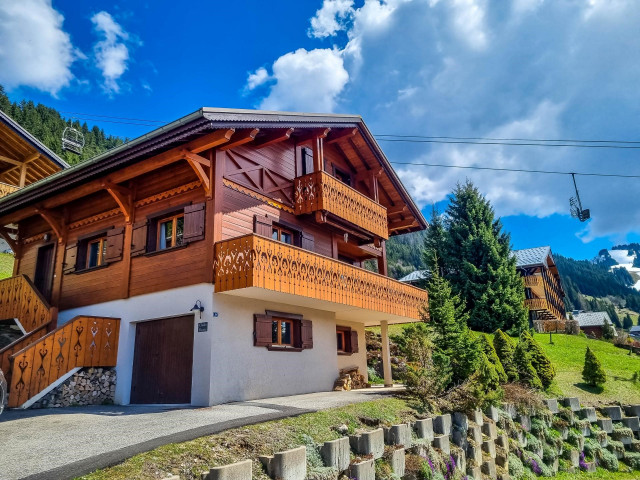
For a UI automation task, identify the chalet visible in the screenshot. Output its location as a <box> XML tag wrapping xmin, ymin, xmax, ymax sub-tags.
<box><xmin>513</xmin><ymin>246</ymin><xmax>567</xmax><ymax>332</ymax></box>
<box><xmin>0</xmin><ymin>108</ymin><xmax>428</xmax><ymax>408</ymax></box>
<box><xmin>575</xmin><ymin>311</ymin><xmax>617</xmax><ymax>338</ymax></box>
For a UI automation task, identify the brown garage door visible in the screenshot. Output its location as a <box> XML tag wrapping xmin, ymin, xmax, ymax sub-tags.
<box><xmin>130</xmin><ymin>315</ymin><xmax>194</xmax><ymax>404</ymax></box>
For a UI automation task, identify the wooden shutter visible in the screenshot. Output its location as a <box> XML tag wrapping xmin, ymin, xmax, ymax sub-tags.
<box><xmin>254</xmin><ymin>314</ymin><xmax>273</xmax><ymax>347</ymax></box>
<box><xmin>301</xmin><ymin>319</ymin><xmax>313</xmax><ymax>349</ymax></box>
<box><xmin>131</xmin><ymin>220</ymin><xmax>148</xmax><ymax>257</ymax></box>
<box><xmin>104</xmin><ymin>227</ymin><xmax>124</xmax><ymax>263</ymax></box>
<box><xmin>301</xmin><ymin>148</ymin><xmax>313</xmax><ymax>176</ymax></box>
<box><xmin>350</xmin><ymin>330</ymin><xmax>359</xmax><ymax>353</ymax></box>
<box><xmin>63</xmin><ymin>243</ymin><xmax>78</xmax><ymax>274</ymax></box>
<box><xmin>253</xmin><ymin>215</ymin><xmax>273</xmax><ymax>238</ymax></box>
<box><xmin>184</xmin><ymin>202</ymin><xmax>206</xmax><ymax>243</ymax></box>
<box><xmin>300</xmin><ymin>231</ymin><xmax>315</xmax><ymax>252</ymax></box>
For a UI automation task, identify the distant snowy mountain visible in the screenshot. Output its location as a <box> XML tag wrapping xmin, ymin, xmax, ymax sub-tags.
<box><xmin>601</xmin><ymin>247</ymin><xmax>640</xmax><ymax>291</ymax></box>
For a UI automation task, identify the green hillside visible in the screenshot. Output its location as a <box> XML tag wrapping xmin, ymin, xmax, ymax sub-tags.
<box><xmin>0</xmin><ymin>253</ymin><xmax>14</xmax><ymax>279</ymax></box>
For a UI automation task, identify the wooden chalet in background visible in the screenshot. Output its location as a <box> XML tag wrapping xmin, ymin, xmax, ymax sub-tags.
<box><xmin>514</xmin><ymin>246</ymin><xmax>567</xmax><ymax>331</ymax></box>
<box><xmin>0</xmin><ymin>108</ymin><xmax>428</xmax><ymax>408</ymax></box>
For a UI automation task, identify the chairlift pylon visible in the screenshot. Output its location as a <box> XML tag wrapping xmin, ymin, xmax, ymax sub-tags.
<box><xmin>569</xmin><ymin>173</ymin><xmax>590</xmax><ymax>222</ymax></box>
<box><xmin>62</xmin><ymin>125</ymin><xmax>85</xmax><ymax>155</ymax></box>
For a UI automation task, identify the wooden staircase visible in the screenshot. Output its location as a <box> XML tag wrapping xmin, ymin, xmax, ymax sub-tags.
<box><xmin>0</xmin><ymin>275</ymin><xmax>120</xmax><ymax>408</ymax></box>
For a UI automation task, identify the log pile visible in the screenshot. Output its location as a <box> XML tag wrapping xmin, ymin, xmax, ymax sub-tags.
<box><xmin>333</xmin><ymin>367</ymin><xmax>370</xmax><ymax>391</ymax></box>
<box><xmin>31</xmin><ymin>367</ymin><xmax>116</xmax><ymax>409</ymax></box>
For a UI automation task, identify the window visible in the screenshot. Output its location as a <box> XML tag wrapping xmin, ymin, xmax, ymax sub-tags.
<box><xmin>336</xmin><ymin>326</ymin><xmax>359</xmax><ymax>355</ymax></box>
<box><xmin>86</xmin><ymin>237</ymin><xmax>107</xmax><ymax>268</ymax></box>
<box><xmin>272</xmin><ymin>319</ymin><xmax>294</xmax><ymax>346</ymax></box>
<box><xmin>333</xmin><ymin>166</ymin><xmax>352</xmax><ymax>186</ymax></box>
<box><xmin>254</xmin><ymin>312</ymin><xmax>313</xmax><ymax>351</ymax></box>
<box><xmin>272</xmin><ymin>225</ymin><xmax>294</xmax><ymax>245</ymax></box>
<box><xmin>156</xmin><ymin>213</ymin><xmax>184</xmax><ymax>250</ymax></box>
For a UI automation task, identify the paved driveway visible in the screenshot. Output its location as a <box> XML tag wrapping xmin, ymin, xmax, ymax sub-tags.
<box><xmin>0</xmin><ymin>386</ymin><xmax>399</xmax><ymax>480</ymax></box>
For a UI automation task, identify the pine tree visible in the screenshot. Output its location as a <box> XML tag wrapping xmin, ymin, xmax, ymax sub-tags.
<box><xmin>423</xmin><ymin>205</ymin><xmax>447</xmax><ymax>277</ymax></box>
<box><xmin>602</xmin><ymin>319</ymin><xmax>615</xmax><ymax>340</ymax></box>
<box><xmin>582</xmin><ymin>347</ymin><xmax>607</xmax><ymax>386</ymax></box>
<box><xmin>623</xmin><ymin>314</ymin><xmax>633</xmax><ymax>330</ymax></box>
<box><xmin>493</xmin><ymin>329</ymin><xmax>519</xmax><ymax>382</ymax></box>
<box><xmin>424</xmin><ymin>255</ymin><xmax>481</xmax><ymax>386</ymax></box>
<box><xmin>443</xmin><ymin>181</ymin><xmax>528</xmax><ymax>333</ymax></box>
<box><xmin>513</xmin><ymin>339</ymin><xmax>543</xmax><ymax>389</ymax></box>
<box><xmin>479</xmin><ymin>333</ymin><xmax>508</xmax><ymax>384</ymax></box>
<box><xmin>519</xmin><ymin>331</ymin><xmax>556</xmax><ymax>389</ymax></box>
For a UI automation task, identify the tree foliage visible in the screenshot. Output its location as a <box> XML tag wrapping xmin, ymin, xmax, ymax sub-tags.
<box><xmin>582</xmin><ymin>347</ymin><xmax>607</xmax><ymax>386</ymax></box>
<box><xmin>513</xmin><ymin>339</ymin><xmax>543</xmax><ymax>390</ymax></box>
<box><xmin>602</xmin><ymin>319</ymin><xmax>615</xmax><ymax>340</ymax></box>
<box><xmin>493</xmin><ymin>329</ymin><xmax>519</xmax><ymax>382</ymax></box>
<box><xmin>519</xmin><ymin>331</ymin><xmax>556</xmax><ymax>389</ymax></box>
<box><xmin>623</xmin><ymin>314</ymin><xmax>634</xmax><ymax>330</ymax></box>
<box><xmin>479</xmin><ymin>333</ymin><xmax>508</xmax><ymax>384</ymax></box>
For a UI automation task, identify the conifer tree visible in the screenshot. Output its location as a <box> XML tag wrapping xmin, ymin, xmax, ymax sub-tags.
<box><xmin>493</xmin><ymin>329</ymin><xmax>519</xmax><ymax>381</ymax></box>
<box><xmin>513</xmin><ymin>339</ymin><xmax>543</xmax><ymax>390</ymax></box>
<box><xmin>602</xmin><ymin>319</ymin><xmax>615</xmax><ymax>340</ymax></box>
<box><xmin>623</xmin><ymin>314</ymin><xmax>633</xmax><ymax>330</ymax></box>
<box><xmin>479</xmin><ymin>333</ymin><xmax>508</xmax><ymax>384</ymax></box>
<box><xmin>423</xmin><ymin>205</ymin><xmax>447</xmax><ymax>277</ymax></box>
<box><xmin>443</xmin><ymin>181</ymin><xmax>528</xmax><ymax>333</ymax></box>
<box><xmin>582</xmin><ymin>347</ymin><xmax>607</xmax><ymax>386</ymax></box>
<box><xmin>519</xmin><ymin>331</ymin><xmax>556</xmax><ymax>389</ymax></box>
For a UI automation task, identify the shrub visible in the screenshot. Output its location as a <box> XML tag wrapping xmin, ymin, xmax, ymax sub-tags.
<box><xmin>513</xmin><ymin>340</ymin><xmax>543</xmax><ymax>390</ymax></box>
<box><xmin>624</xmin><ymin>452</ymin><xmax>640</xmax><ymax>470</ymax></box>
<box><xmin>531</xmin><ymin>417</ymin><xmax>548</xmax><ymax>437</ymax></box>
<box><xmin>611</xmin><ymin>426</ymin><xmax>634</xmax><ymax>443</ymax></box>
<box><xmin>597</xmin><ymin>448</ymin><xmax>619</xmax><ymax>471</ymax></box>
<box><xmin>542</xmin><ymin>444</ymin><xmax>557</xmax><ymax>463</ymax></box>
<box><xmin>479</xmin><ymin>333</ymin><xmax>508</xmax><ymax>384</ymax></box>
<box><xmin>525</xmin><ymin>433</ymin><xmax>542</xmax><ymax>452</ymax></box>
<box><xmin>583</xmin><ymin>438</ymin><xmax>602</xmax><ymax>460</ymax></box>
<box><xmin>523</xmin><ymin>451</ymin><xmax>553</xmax><ymax>477</ymax></box>
<box><xmin>508</xmin><ymin>453</ymin><xmax>525</xmax><ymax>478</ymax></box>
<box><xmin>567</xmin><ymin>429</ymin><xmax>583</xmax><ymax>449</ymax></box>
<box><xmin>607</xmin><ymin>440</ymin><xmax>625</xmax><ymax>458</ymax></box>
<box><xmin>493</xmin><ymin>329</ymin><xmax>519</xmax><ymax>381</ymax></box>
<box><xmin>582</xmin><ymin>347</ymin><xmax>607</xmax><ymax>386</ymax></box>
<box><xmin>519</xmin><ymin>330</ymin><xmax>556</xmax><ymax>390</ymax></box>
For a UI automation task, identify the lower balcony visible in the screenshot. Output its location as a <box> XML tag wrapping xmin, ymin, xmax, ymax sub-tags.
<box><xmin>213</xmin><ymin>234</ymin><xmax>428</xmax><ymax>325</ymax></box>
<box><xmin>525</xmin><ymin>297</ymin><xmax>565</xmax><ymax>322</ymax></box>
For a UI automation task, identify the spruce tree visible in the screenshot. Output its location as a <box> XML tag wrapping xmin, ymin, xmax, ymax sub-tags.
<box><xmin>493</xmin><ymin>329</ymin><xmax>519</xmax><ymax>381</ymax></box>
<box><xmin>602</xmin><ymin>319</ymin><xmax>615</xmax><ymax>340</ymax></box>
<box><xmin>443</xmin><ymin>181</ymin><xmax>528</xmax><ymax>333</ymax></box>
<box><xmin>582</xmin><ymin>347</ymin><xmax>607</xmax><ymax>386</ymax></box>
<box><xmin>424</xmin><ymin>255</ymin><xmax>481</xmax><ymax>386</ymax></box>
<box><xmin>423</xmin><ymin>205</ymin><xmax>447</xmax><ymax>277</ymax></box>
<box><xmin>623</xmin><ymin>314</ymin><xmax>633</xmax><ymax>330</ymax></box>
<box><xmin>479</xmin><ymin>333</ymin><xmax>508</xmax><ymax>384</ymax></box>
<box><xmin>513</xmin><ymin>339</ymin><xmax>543</xmax><ymax>390</ymax></box>
<box><xmin>519</xmin><ymin>331</ymin><xmax>556</xmax><ymax>389</ymax></box>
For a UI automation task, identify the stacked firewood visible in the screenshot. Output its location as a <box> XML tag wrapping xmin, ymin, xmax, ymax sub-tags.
<box><xmin>333</xmin><ymin>367</ymin><xmax>370</xmax><ymax>391</ymax></box>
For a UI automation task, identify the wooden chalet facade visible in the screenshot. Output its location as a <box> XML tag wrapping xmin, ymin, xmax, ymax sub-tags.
<box><xmin>0</xmin><ymin>108</ymin><xmax>428</xmax><ymax>407</ymax></box>
<box><xmin>514</xmin><ymin>246</ymin><xmax>567</xmax><ymax>332</ymax></box>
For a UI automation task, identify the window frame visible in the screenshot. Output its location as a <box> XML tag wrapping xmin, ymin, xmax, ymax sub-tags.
<box><xmin>272</xmin><ymin>224</ymin><xmax>295</xmax><ymax>245</ymax></box>
<box><xmin>156</xmin><ymin>212</ymin><xmax>185</xmax><ymax>251</ymax></box>
<box><xmin>336</xmin><ymin>329</ymin><xmax>347</xmax><ymax>353</ymax></box>
<box><xmin>336</xmin><ymin>325</ymin><xmax>358</xmax><ymax>355</ymax></box>
<box><xmin>86</xmin><ymin>237</ymin><xmax>107</xmax><ymax>269</ymax></box>
<box><xmin>272</xmin><ymin>318</ymin><xmax>294</xmax><ymax>347</ymax></box>
<box><xmin>332</xmin><ymin>165</ymin><xmax>353</xmax><ymax>187</ymax></box>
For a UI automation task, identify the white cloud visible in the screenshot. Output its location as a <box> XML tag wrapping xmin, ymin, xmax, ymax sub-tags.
<box><xmin>254</xmin><ymin>48</ymin><xmax>349</xmax><ymax>113</ymax></box>
<box><xmin>0</xmin><ymin>0</ymin><xmax>77</xmax><ymax>95</ymax></box>
<box><xmin>246</xmin><ymin>67</ymin><xmax>270</xmax><ymax>90</ymax></box>
<box><xmin>91</xmin><ymin>11</ymin><xmax>131</xmax><ymax>94</ymax></box>
<box><xmin>309</xmin><ymin>0</ymin><xmax>354</xmax><ymax>38</ymax></box>
<box><xmin>448</xmin><ymin>0</ymin><xmax>488</xmax><ymax>50</ymax></box>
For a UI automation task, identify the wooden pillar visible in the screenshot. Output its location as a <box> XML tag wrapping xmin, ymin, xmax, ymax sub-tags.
<box><xmin>205</xmin><ymin>150</ymin><xmax>217</xmax><ymax>283</ymax></box>
<box><xmin>49</xmin><ymin>237</ymin><xmax>66</xmax><ymax>327</ymax></box>
<box><xmin>312</xmin><ymin>136</ymin><xmax>324</xmax><ymax>173</ymax></box>
<box><xmin>370</xmin><ymin>172</ymin><xmax>379</xmax><ymax>203</ymax></box>
<box><xmin>380</xmin><ymin>320</ymin><xmax>393</xmax><ymax>387</ymax></box>
<box><xmin>213</xmin><ymin>150</ymin><xmax>225</xmax><ymax>244</ymax></box>
<box><xmin>19</xmin><ymin>164</ymin><xmax>27</xmax><ymax>188</ymax></box>
<box><xmin>377</xmin><ymin>240</ymin><xmax>387</xmax><ymax>276</ymax></box>
<box><xmin>331</xmin><ymin>233</ymin><xmax>339</xmax><ymax>260</ymax></box>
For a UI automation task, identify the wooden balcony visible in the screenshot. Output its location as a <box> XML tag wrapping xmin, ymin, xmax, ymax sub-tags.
<box><xmin>525</xmin><ymin>298</ymin><xmax>565</xmax><ymax>322</ymax></box>
<box><xmin>294</xmin><ymin>171</ymin><xmax>389</xmax><ymax>239</ymax></box>
<box><xmin>523</xmin><ymin>276</ymin><xmax>542</xmax><ymax>288</ymax></box>
<box><xmin>214</xmin><ymin>234</ymin><xmax>428</xmax><ymax>324</ymax></box>
<box><xmin>0</xmin><ymin>182</ymin><xmax>19</xmax><ymax>198</ymax></box>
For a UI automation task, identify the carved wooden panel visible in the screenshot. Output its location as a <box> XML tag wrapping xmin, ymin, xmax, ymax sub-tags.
<box><xmin>0</xmin><ymin>275</ymin><xmax>52</xmax><ymax>333</ymax></box>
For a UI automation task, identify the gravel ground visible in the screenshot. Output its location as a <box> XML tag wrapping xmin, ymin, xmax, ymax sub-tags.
<box><xmin>0</xmin><ymin>386</ymin><xmax>400</xmax><ymax>480</ymax></box>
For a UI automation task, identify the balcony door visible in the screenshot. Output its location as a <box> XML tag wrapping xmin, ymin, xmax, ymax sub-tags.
<box><xmin>33</xmin><ymin>243</ymin><xmax>55</xmax><ymax>301</ymax></box>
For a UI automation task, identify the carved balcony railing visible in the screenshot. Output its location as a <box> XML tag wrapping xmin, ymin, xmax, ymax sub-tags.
<box><xmin>524</xmin><ymin>298</ymin><xmax>565</xmax><ymax>322</ymax></box>
<box><xmin>214</xmin><ymin>234</ymin><xmax>428</xmax><ymax>320</ymax></box>
<box><xmin>523</xmin><ymin>276</ymin><xmax>542</xmax><ymax>288</ymax></box>
<box><xmin>8</xmin><ymin>316</ymin><xmax>120</xmax><ymax>407</ymax></box>
<box><xmin>0</xmin><ymin>182</ymin><xmax>19</xmax><ymax>198</ymax></box>
<box><xmin>294</xmin><ymin>171</ymin><xmax>389</xmax><ymax>239</ymax></box>
<box><xmin>0</xmin><ymin>275</ymin><xmax>53</xmax><ymax>333</ymax></box>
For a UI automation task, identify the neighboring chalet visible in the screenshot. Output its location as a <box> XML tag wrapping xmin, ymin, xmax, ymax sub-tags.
<box><xmin>398</xmin><ymin>269</ymin><xmax>428</xmax><ymax>286</ymax></box>
<box><xmin>0</xmin><ymin>108</ymin><xmax>428</xmax><ymax>408</ymax></box>
<box><xmin>514</xmin><ymin>246</ymin><xmax>567</xmax><ymax>331</ymax></box>
<box><xmin>575</xmin><ymin>311</ymin><xmax>617</xmax><ymax>338</ymax></box>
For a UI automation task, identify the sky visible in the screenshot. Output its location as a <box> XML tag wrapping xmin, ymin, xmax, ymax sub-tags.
<box><xmin>1</xmin><ymin>0</ymin><xmax>640</xmax><ymax>260</ymax></box>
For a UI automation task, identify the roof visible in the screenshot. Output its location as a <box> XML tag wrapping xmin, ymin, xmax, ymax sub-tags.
<box><xmin>629</xmin><ymin>326</ymin><xmax>640</xmax><ymax>334</ymax></box>
<box><xmin>398</xmin><ymin>270</ymin><xmax>429</xmax><ymax>283</ymax></box>
<box><xmin>575</xmin><ymin>311</ymin><xmax>615</xmax><ymax>330</ymax></box>
<box><xmin>513</xmin><ymin>246</ymin><xmax>552</xmax><ymax>268</ymax></box>
<box><xmin>0</xmin><ymin>107</ymin><xmax>426</xmax><ymax>232</ymax></box>
<box><xmin>0</xmin><ymin>110</ymin><xmax>68</xmax><ymax>170</ymax></box>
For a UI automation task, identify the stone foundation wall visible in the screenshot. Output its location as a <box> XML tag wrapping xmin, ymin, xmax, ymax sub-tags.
<box><xmin>31</xmin><ymin>367</ymin><xmax>116</xmax><ymax>409</ymax></box>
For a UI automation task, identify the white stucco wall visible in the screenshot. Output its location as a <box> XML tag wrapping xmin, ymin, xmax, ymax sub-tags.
<box><xmin>336</xmin><ymin>320</ymin><xmax>368</xmax><ymax>382</ymax></box>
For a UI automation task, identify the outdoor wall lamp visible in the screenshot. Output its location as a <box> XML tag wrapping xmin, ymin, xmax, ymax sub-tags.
<box><xmin>190</xmin><ymin>300</ymin><xmax>204</xmax><ymax>319</ymax></box>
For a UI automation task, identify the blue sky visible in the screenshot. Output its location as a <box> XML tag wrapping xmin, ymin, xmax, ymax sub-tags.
<box><xmin>1</xmin><ymin>0</ymin><xmax>640</xmax><ymax>260</ymax></box>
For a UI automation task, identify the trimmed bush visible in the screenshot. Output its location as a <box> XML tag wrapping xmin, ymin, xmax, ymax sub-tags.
<box><xmin>624</xmin><ymin>452</ymin><xmax>640</xmax><ymax>470</ymax></box>
<box><xmin>479</xmin><ymin>333</ymin><xmax>508</xmax><ymax>384</ymax></box>
<box><xmin>493</xmin><ymin>329</ymin><xmax>519</xmax><ymax>381</ymax></box>
<box><xmin>606</xmin><ymin>440</ymin><xmax>625</xmax><ymax>458</ymax></box>
<box><xmin>519</xmin><ymin>331</ymin><xmax>556</xmax><ymax>389</ymax></box>
<box><xmin>583</xmin><ymin>438</ymin><xmax>602</xmax><ymax>460</ymax></box>
<box><xmin>597</xmin><ymin>448</ymin><xmax>619</xmax><ymax>471</ymax></box>
<box><xmin>513</xmin><ymin>340</ymin><xmax>543</xmax><ymax>390</ymax></box>
<box><xmin>582</xmin><ymin>347</ymin><xmax>607</xmax><ymax>386</ymax></box>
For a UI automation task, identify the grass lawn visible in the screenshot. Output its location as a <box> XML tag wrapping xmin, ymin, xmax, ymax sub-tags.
<box><xmin>534</xmin><ymin>333</ymin><xmax>640</xmax><ymax>405</ymax></box>
<box><xmin>0</xmin><ymin>252</ymin><xmax>13</xmax><ymax>279</ymax></box>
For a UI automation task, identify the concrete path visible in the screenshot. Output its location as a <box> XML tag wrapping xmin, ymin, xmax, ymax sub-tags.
<box><xmin>0</xmin><ymin>386</ymin><xmax>400</xmax><ymax>480</ymax></box>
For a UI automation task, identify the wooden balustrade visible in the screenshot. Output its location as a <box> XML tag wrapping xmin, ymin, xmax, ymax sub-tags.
<box><xmin>294</xmin><ymin>171</ymin><xmax>389</xmax><ymax>239</ymax></box>
<box><xmin>214</xmin><ymin>234</ymin><xmax>428</xmax><ymax>320</ymax></box>
<box><xmin>8</xmin><ymin>316</ymin><xmax>120</xmax><ymax>407</ymax></box>
<box><xmin>0</xmin><ymin>182</ymin><xmax>19</xmax><ymax>198</ymax></box>
<box><xmin>0</xmin><ymin>323</ymin><xmax>50</xmax><ymax>386</ymax></box>
<box><xmin>525</xmin><ymin>298</ymin><xmax>565</xmax><ymax>322</ymax></box>
<box><xmin>523</xmin><ymin>276</ymin><xmax>542</xmax><ymax>288</ymax></box>
<box><xmin>0</xmin><ymin>275</ymin><xmax>53</xmax><ymax>333</ymax></box>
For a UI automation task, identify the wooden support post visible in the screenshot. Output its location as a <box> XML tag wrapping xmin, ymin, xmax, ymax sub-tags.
<box><xmin>205</xmin><ymin>150</ymin><xmax>216</xmax><ymax>283</ymax></box>
<box><xmin>377</xmin><ymin>240</ymin><xmax>387</xmax><ymax>276</ymax></box>
<box><xmin>370</xmin><ymin>172</ymin><xmax>379</xmax><ymax>203</ymax></box>
<box><xmin>49</xmin><ymin>240</ymin><xmax>66</xmax><ymax>321</ymax></box>
<box><xmin>213</xmin><ymin>149</ymin><xmax>226</xmax><ymax>245</ymax></box>
<box><xmin>313</xmin><ymin>136</ymin><xmax>324</xmax><ymax>173</ymax></box>
<box><xmin>380</xmin><ymin>320</ymin><xmax>393</xmax><ymax>387</ymax></box>
<box><xmin>19</xmin><ymin>164</ymin><xmax>27</xmax><ymax>188</ymax></box>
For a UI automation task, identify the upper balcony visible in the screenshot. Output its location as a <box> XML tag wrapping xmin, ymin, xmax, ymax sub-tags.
<box><xmin>293</xmin><ymin>171</ymin><xmax>389</xmax><ymax>240</ymax></box>
<box><xmin>213</xmin><ymin>234</ymin><xmax>428</xmax><ymax>325</ymax></box>
<box><xmin>0</xmin><ymin>182</ymin><xmax>19</xmax><ymax>199</ymax></box>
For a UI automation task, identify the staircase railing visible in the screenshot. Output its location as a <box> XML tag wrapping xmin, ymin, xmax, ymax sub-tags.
<box><xmin>0</xmin><ymin>275</ymin><xmax>54</xmax><ymax>333</ymax></box>
<box><xmin>8</xmin><ymin>316</ymin><xmax>120</xmax><ymax>408</ymax></box>
<box><xmin>0</xmin><ymin>322</ymin><xmax>51</xmax><ymax>385</ymax></box>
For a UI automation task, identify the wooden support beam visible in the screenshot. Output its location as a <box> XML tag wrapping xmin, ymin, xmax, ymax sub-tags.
<box><xmin>102</xmin><ymin>181</ymin><xmax>133</xmax><ymax>223</ymax></box>
<box><xmin>0</xmin><ymin>226</ymin><xmax>18</xmax><ymax>253</ymax></box>
<box><xmin>377</xmin><ymin>240</ymin><xmax>387</xmax><ymax>276</ymax></box>
<box><xmin>294</xmin><ymin>128</ymin><xmax>331</xmax><ymax>145</ymax></box>
<box><xmin>387</xmin><ymin>205</ymin><xmax>408</xmax><ymax>215</ymax></box>
<box><xmin>325</xmin><ymin>128</ymin><xmax>357</xmax><ymax>145</ymax></box>
<box><xmin>182</xmin><ymin>150</ymin><xmax>211</xmax><ymax>195</ymax></box>
<box><xmin>313</xmin><ymin>135</ymin><xmax>324</xmax><ymax>172</ymax></box>
<box><xmin>35</xmin><ymin>208</ymin><xmax>65</xmax><ymax>242</ymax></box>
<box><xmin>219</xmin><ymin>128</ymin><xmax>260</xmax><ymax>151</ymax></box>
<box><xmin>0</xmin><ymin>154</ymin><xmax>22</xmax><ymax>166</ymax></box>
<box><xmin>19</xmin><ymin>164</ymin><xmax>27</xmax><ymax>188</ymax></box>
<box><xmin>254</xmin><ymin>128</ymin><xmax>294</xmax><ymax>149</ymax></box>
<box><xmin>187</xmin><ymin>129</ymin><xmax>235</xmax><ymax>153</ymax></box>
<box><xmin>388</xmin><ymin>218</ymin><xmax>418</xmax><ymax>232</ymax></box>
